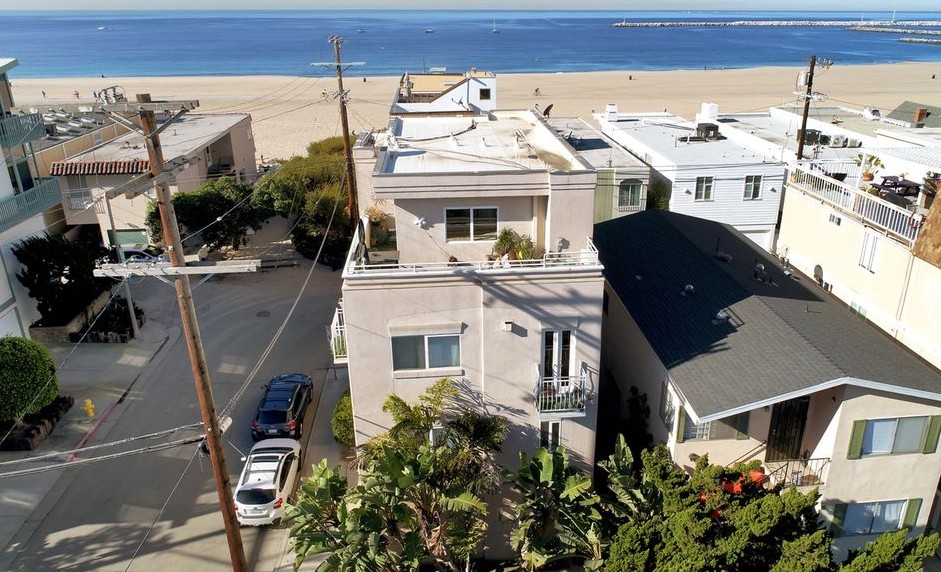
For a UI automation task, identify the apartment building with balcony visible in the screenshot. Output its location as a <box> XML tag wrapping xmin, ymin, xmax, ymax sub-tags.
<box><xmin>595</xmin><ymin>209</ymin><xmax>941</xmax><ymax>558</ymax></box>
<box><xmin>333</xmin><ymin>111</ymin><xmax>604</xmax><ymax>553</ymax></box>
<box><xmin>0</xmin><ymin>58</ymin><xmax>64</xmax><ymax>335</ymax></box>
<box><xmin>546</xmin><ymin>117</ymin><xmax>650</xmax><ymax>222</ymax></box>
<box><xmin>49</xmin><ymin>113</ymin><xmax>256</xmax><ymax>247</ymax></box>
<box><xmin>595</xmin><ymin>103</ymin><xmax>786</xmax><ymax>251</ymax></box>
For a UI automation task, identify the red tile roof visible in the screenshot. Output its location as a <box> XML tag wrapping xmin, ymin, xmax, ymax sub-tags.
<box><xmin>50</xmin><ymin>159</ymin><xmax>150</xmax><ymax>176</ymax></box>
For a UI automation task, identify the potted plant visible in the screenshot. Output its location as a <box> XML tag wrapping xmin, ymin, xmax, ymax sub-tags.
<box><xmin>854</xmin><ymin>153</ymin><xmax>883</xmax><ymax>182</ymax></box>
<box><xmin>492</xmin><ymin>227</ymin><xmax>519</xmax><ymax>259</ymax></box>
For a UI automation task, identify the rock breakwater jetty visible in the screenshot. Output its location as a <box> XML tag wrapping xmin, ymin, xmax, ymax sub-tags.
<box><xmin>611</xmin><ymin>20</ymin><xmax>941</xmax><ymax>28</ymax></box>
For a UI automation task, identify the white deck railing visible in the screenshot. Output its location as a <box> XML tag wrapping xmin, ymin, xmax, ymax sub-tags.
<box><xmin>789</xmin><ymin>165</ymin><xmax>922</xmax><ymax>246</ymax></box>
<box><xmin>328</xmin><ymin>305</ymin><xmax>347</xmax><ymax>364</ymax></box>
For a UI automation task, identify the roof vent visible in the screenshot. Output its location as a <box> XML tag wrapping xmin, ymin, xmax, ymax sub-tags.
<box><xmin>713</xmin><ymin>310</ymin><xmax>730</xmax><ymax>324</ymax></box>
<box><xmin>696</xmin><ymin>123</ymin><xmax>719</xmax><ymax>140</ymax></box>
<box><xmin>681</xmin><ymin>284</ymin><xmax>695</xmax><ymax>296</ymax></box>
<box><xmin>605</xmin><ymin>103</ymin><xmax>619</xmax><ymax>122</ymax></box>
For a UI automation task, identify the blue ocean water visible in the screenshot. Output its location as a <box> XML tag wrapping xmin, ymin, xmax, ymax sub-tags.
<box><xmin>2</xmin><ymin>10</ymin><xmax>941</xmax><ymax>78</ymax></box>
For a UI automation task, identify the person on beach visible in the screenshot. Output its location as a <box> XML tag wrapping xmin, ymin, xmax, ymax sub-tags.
<box><xmin>41</xmin><ymin>90</ymin><xmax>46</xmax><ymax>98</ymax></box>
<box><xmin>72</xmin><ymin>90</ymin><xmax>79</xmax><ymax>99</ymax></box>
<box><xmin>533</xmin><ymin>87</ymin><xmax>541</xmax><ymax>96</ymax></box>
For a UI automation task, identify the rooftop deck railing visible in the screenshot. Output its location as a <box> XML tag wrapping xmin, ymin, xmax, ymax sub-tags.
<box><xmin>0</xmin><ymin>113</ymin><xmax>45</xmax><ymax>149</ymax></box>
<box><xmin>344</xmin><ymin>220</ymin><xmax>601</xmax><ymax>277</ymax></box>
<box><xmin>789</xmin><ymin>165</ymin><xmax>921</xmax><ymax>246</ymax></box>
<box><xmin>0</xmin><ymin>178</ymin><xmax>62</xmax><ymax>233</ymax></box>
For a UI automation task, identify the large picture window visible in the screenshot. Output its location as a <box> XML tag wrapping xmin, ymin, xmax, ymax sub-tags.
<box><xmin>391</xmin><ymin>334</ymin><xmax>461</xmax><ymax>371</ymax></box>
<box><xmin>842</xmin><ymin>500</ymin><xmax>907</xmax><ymax>535</ymax></box>
<box><xmin>848</xmin><ymin>415</ymin><xmax>941</xmax><ymax>459</ymax></box>
<box><xmin>445</xmin><ymin>208</ymin><xmax>498</xmax><ymax>242</ymax></box>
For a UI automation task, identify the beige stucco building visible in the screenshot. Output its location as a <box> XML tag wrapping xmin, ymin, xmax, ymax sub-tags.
<box><xmin>595</xmin><ymin>210</ymin><xmax>941</xmax><ymax>558</ymax></box>
<box><xmin>332</xmin><ymin>109</ymin><xmax>605</xmax><ymax>557</ymax></box>
<box><xmin>48</xmin><ymin>113</ymin><xmax>256</xmax><ymax>248</ymax></box>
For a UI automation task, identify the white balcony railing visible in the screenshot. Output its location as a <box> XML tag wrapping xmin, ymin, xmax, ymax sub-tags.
<box><xmin>344</xmin><ymin>219</ymin><xmax>601</xmax><ymax>277</ymax></box>
<box><xmin>788</xmin><ymin>165</ymin><xmax>922</xmax><ymax>246</ymax></box>
<box><xmin>328</xmin><ymin>305</ymin><xmax>347</xmax><ymax>364</ymax></box>
<box><xmin>533</xmin><ymin>364</ymin><xmax>588</xmax><ymax>416</ymax></box>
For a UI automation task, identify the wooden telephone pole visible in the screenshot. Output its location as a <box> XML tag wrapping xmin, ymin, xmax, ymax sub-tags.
<box><xmin>329</xmin><ymin>35</ymin><xmax>359</xmax><ymax>231</ymax></box>
<box><xmin>795</xmin><ymin>55</ymin><xmax>817</xmax><ymax>162</ymax></box>
<box><xmin>136</xmin><ymin>94</ymin><xmax>247</xmax><ymax>572</ymax></box>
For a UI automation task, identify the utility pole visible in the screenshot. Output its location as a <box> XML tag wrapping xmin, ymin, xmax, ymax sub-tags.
<box><xmin>329</xmin><ymin>35</ymin><xmax>359</xmax><ymax>231</ymax></box>
<box><xmin>795</xmin><ymin>55</ymin><xmax>817</xmax><ymax>162</ymax></box>
<box><xmin>136</xmin><ymin>94</ymin><xmax>247</xmax><ymax>572</ymax></box>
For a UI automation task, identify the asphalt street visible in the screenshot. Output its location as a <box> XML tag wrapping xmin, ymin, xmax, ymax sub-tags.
<box><xmin>4</xmin><ymin>258</ymin><xmax>344</xmax><ymax>571</ymax></box>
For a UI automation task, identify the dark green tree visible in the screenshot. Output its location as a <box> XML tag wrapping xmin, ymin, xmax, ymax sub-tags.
<box><xmin>0</xmin><ymin>337</ymin><xmax>57</xmax><ymax>421</ymax></box>
<box><xmin>12</xmin><ymin>233</ymin><xmax>110</xmax><ymax>326</ymax></box>
<box><xmin>330</xmin><ymin>390</ymin><xmax>354</xmax><ymax>447</ymax></box>
<box><xmin>145</xmin><ymin>176</ymin><xmax>270</xmax><ymax>251</ymax></box>
<box><xmin>286</xmin><ymin>378</ymin><xmax>507</xmax><ymax>571</ymax></box>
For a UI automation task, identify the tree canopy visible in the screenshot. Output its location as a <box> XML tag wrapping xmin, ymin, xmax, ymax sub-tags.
<box><xmin>0</xmin><ymin>337</ymin><xmax>57</xmax><ymax>421</ymax></box>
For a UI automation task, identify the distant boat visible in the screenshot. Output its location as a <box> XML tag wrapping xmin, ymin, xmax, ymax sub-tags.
<box><xmin>97</xmin><ymin>25</ymin><xmax>107</xmax><ymax>31</ymax></box>
<box><xmin>492</xmin><ymin>20</ymin><xmax>500</xmax><ymax>34</ymax></box>
<box><xmin>424</xmin><ymin>28</ymin><xmax>435</xmax><ymax>34</ymax></box>
<box><xmin>356</xmin><ymin>28</ymin><xmax>365</xmax><ymax>33</ymax></box>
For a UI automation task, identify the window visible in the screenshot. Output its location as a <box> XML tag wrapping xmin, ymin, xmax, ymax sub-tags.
<box><xmin>680</xmin><ymin>411</ymin><xmax>749</xmax><ymax>442</ymax></box>
<box><xmin>659</xmin><ymin>382</ymin><xmax>676</xmax><ymax>430</ymax></box>
<box><xmin>828</xmin><ymin>213</ymin><xmax>842</xmax><ymax>226</ymax></box>
<box><xmin>541</xmin><ymin>420</ymin><xmax>561</xmax><ymax>451</ymax></box>
<box><xmin>743</xmin><ymin>175</ymin><xmax>762</xmax><ymax>200</ymax></box>
<box><xmin>391</xmin><ymin>334</ymin><xmax>461</xmax><ymax>371</ymax></box>
<box><xmin>479</xmin><ymin>88</ymin><xmax>491</xmax><ymax>101</ymax></box>
<box><xmin>695</xmin><ymin>176</ymin><xmax>713</xmax><ymax>201</ymax></box>
<box><xmin>848</xmin><ymin>416</ymin><xmax>941</xmax><ymax>459</ymax></box>
<box><xmin>617</xmin><ymin>179</ymin><xmax>643</xmax><ymax>211</ymax></box>
<box><xmin>858</xmin><ymin>232</ymin><xmax>878</xmax><ymax>272</ymax></box>
<box><xmin>837</xmin><ymin>500</ymin><xmax>914</xmax><ymax>535</ymax></box>
<box><xmin>445</xmin><ymin>208</ymin><xmax>498</xmax><ymax>241</ymax></box>
<box><xmin>542</xmin><ymin>329</ymin><xmax>573</xmax><ymax>380</ymax></box>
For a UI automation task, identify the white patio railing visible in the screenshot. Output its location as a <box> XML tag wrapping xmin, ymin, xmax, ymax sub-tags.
<box><xmin>328</xmin><ymin>305</ymin><xmax>347</xmax><ymax>364</ymax></box>
<box><xmin>789</xmin><ymin>165</ymin><xmax>922</xmax><ymax>246</ymax></box>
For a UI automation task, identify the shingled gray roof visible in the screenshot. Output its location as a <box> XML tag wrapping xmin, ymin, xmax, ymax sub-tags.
<box><xmin>594</xmin><ymin>210</ymin><xmax>941</xmax><ymax>421</ymax></box>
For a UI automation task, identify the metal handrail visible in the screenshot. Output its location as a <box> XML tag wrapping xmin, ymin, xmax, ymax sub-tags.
<box><xmin>533</xmin><ymin>363</ymin><xmax>588</xmax><ymax>414</ymax></box>
<box><xmin>764</xmin><ymin>457</ymin><xmax>830</xmax><ymax>487</ymax></box>
<box><xmin>0</xmin><ymin>113</ymin><xmax>44</xmax><ymax>149</ymax></box>
<box><xmin>0</xmin><ymin>178</ymin><xmax>63</xmax><ymax>233</ymax></box>
<box><xmin>789</xmin><ymin>165</ymin><xmax>921</xmax><ymax>245</ymax></box>
<box><xmin>329</xmin><ymin>306</ymin><xmax>347</xmax><ymax>362</ymax></box>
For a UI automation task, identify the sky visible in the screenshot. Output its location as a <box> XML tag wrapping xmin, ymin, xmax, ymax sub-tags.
<box><xmin>2</xmin><ymin>1</ymin><xmax>940</xmax><ymax>10</ymax></box>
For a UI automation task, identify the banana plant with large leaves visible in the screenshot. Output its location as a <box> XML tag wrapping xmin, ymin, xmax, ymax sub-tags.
<box><xmin>508</xmin><ymin>447</ymin><xmax>605</xmax><ymax>571</ymax></box>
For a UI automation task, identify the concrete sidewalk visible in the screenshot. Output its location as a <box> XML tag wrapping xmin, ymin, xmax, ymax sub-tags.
<box><xmin>0</xmin><ymin>312</ymin><xmax>180</xmax><ymax>571</ymax></box>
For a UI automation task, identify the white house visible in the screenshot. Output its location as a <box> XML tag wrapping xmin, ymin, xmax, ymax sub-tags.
<box><xmin>596</xmin><ymin>103</ymin><xmax>785</xmax><ymax>251</ymax></box>
<box><xmin>390</xmin><ymin>69</ymin><xmax>497</xmax><ymax>117</ymax></box>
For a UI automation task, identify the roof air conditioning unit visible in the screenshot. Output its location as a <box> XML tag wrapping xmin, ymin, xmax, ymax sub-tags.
<box><xmin>803</xmin><ymin>129</ymin><xmax>821</xmax><ymax>145</ymax></box>
<box><xmin>817</xmin><ymin>134</ymin><xmax>831</xmax><ymax>146</ymax></box>
<box><xmin>696</xmin><ymin>122</ymin><xmax>719</xmax><ymax>140</ymax></box>
<box><xmin>829</xmin><ymin>134</ymin><xmax>846</xmax><ymax>147</ymax></box>
<box><xmin>847</xmin><ymin>138</ymin><xmax>860</xmax><ymax>148</ymax></box>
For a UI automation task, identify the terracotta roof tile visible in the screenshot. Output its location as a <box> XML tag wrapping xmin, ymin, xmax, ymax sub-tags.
<box><xmin>50</xmin><ymin>159</ymin><xmax>150</xmax><ymax>176</ymax></box>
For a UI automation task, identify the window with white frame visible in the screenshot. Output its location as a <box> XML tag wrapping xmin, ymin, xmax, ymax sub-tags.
<box><xmin>659</xmin><ymin>382</ymin><xmax>676</xmax><ymax>429</ymax></box>
<box><xmin>681</xmin><ymin>411</ymin><xmax>749</xmax><ymax>442</ymax></box>
<box><xmin>391</xmin><ymin>334</ymin><xmax>461</xmax><ymax>371</ymax></box>
<box><xmin>862</xmin><ymin>417</ymin><xmax>928</xmax><ymax>456</ymax></box>
<box><xmin>540</xmin><ymin>420</ymin><xmax>561</xmax><ymax>451</ymax></box>
<box><xmin>617</xmin><ymin>179</ymin><xmax>643</xmax><ymax>211</ymax></box>
<box><xmin>858</xmin><ymin>232</ymin><xmax>879</xmax><ymax>272</ymax></box>
<box><xmin>445</xmin><ymin>208</ymin><xmax>498</xmax><ymax>242</ymax></box>
<box><xmin>842</xmin><ymin>500</ymin><xmax>907</xmax><ymax>535</ymax></box>
<box><xmin>743</xmin><ymin>175</ymin><xmax>762</xmax><ymax>200</ymax></box>
<box><xmin>695</xmin><ymin>176</ymin><xmax>714</xmax><ymax>201</ymax></box>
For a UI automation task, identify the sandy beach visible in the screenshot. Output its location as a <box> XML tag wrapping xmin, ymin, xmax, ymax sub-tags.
<box><xmin>11</xmin><ymin>62</ymin><xmax>940</xmax><ymax>161</ymax></box>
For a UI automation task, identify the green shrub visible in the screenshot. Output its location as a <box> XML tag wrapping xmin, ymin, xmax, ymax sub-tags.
<box><xmin>0</xmin><ymin>337</ymin><xmax>58</xmax><ymax>421</ymax></box>
<box><xmin>331</xmin><ymin>390</ymin><xmax>354</xmax><ymax>446</ymax></box>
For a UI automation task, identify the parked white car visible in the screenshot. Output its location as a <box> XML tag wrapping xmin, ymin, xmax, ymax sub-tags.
<box><xmin>234</xmin><ymin>439</ymin><xmax>301</xmax><ymax>526</ymax></box>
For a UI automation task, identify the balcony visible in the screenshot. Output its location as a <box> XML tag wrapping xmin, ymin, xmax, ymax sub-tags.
<box><xmin>788</xmin><ymin>165</ymin><xmax>921</xmax><ymax>246</ymax></box>
<box><xmin>534</xmin><ymin>364</ymin><xmax>588</xmax><ymax>417</ymax></box>
<box><xmin>0</xmin><ymin>178</ymin><xmax>62</xmax><ymax>233</ymax></box>
<box><xmin>328</xmin><ymin>305</ymin><xmax>348</xmax><ymax>364</ymax></box>
<box><xmin>344</xmin><ymin>218</ymin><xmax>602</xmax><ymax>279</ymax></box>
<box><xmin>764</xmin><ymin>457</ymin><xmax>830</xmax><ymax>488</ymax></box>
<box><xmin>0</xmin><ymin>113</ymin><xmax>45</xmax><ymax>149</ymax></box>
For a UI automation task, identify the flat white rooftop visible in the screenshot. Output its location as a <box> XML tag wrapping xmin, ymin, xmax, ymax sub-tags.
<box><xmin>61</xmin><ymin>113</ymin><xmax>248</xmax><ymax>164</ymax></box>
<box><xmin>378</xmin><ymin>111</ymin><xmax>585</xmax><ymax>174</ymax></box>
<box><xmin>716</xmin><ymin>112</ymin><xmax>861</xmax><ymax>162</ymax></box>
<box><xmin>546</xmin><ymin>117</ymin><xmax>647</xmax><ymax>171</ymax></box>
<box><xmin>600</xmin><ymin>112</ymin><xmax>776</xmax><ymax>166</ymax></box>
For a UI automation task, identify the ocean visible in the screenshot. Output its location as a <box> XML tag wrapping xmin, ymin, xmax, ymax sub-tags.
<box><xmin>2</xmin><ymin>10</ymin><xmax>941</xmax><ymax>78</ymax></box>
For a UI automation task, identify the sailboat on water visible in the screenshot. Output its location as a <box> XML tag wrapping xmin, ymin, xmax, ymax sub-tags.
<box><xmin>491</xmin><ymin>20</ymin><xmax>500</xmax><ymax>34</ymax></box>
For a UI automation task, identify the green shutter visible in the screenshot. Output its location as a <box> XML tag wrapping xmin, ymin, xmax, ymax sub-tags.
<box><xmin>902</xmin><ymin>498</ymin><xmax>922</xmax><ymax>529</ymax></box>
<box><xmin>736</xmin><ymin>412</ymin><xmax>750</xmax><ymax>440</ymax></box>
<box><xmin>922</xmin><ymin>416</ymin><xmax>941</xmax><ymax>454</ymax></box>
<box><xmin>676</xmin><ymin>411</ymin><xmax>686</xmax><ymax>444</ymax></box>
<box><xmin>847</xmin><ymin>420</ymin><xmax>867</xmax><ymax>460</ymax></box>
<box><xmin>831</xmin><ymin>503</ymin><xmax>847</xmax><ymax>537</ymax></box>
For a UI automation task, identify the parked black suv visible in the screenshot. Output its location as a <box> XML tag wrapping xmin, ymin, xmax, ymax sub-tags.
<box><xmin>251</xmin><ymin>373</ymin><xmax>313</xmax><ymax>441</ymax></box>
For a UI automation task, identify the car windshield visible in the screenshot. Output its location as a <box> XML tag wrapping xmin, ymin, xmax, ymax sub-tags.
<box><xmin>257</xmin><ymin>410</ymin><xmax>287</xmax><ymax>424</ymax></box>
<box><xmin>237</xmin><ymin>488</ymin><xmax>275</xmax><ymax>505</ymax></box>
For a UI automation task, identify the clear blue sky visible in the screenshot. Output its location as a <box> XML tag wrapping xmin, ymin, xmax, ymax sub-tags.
<box><xmin>3</xmin><ymin>1</ymin><xmax>940</xmax><ymax>10</ymax></box>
